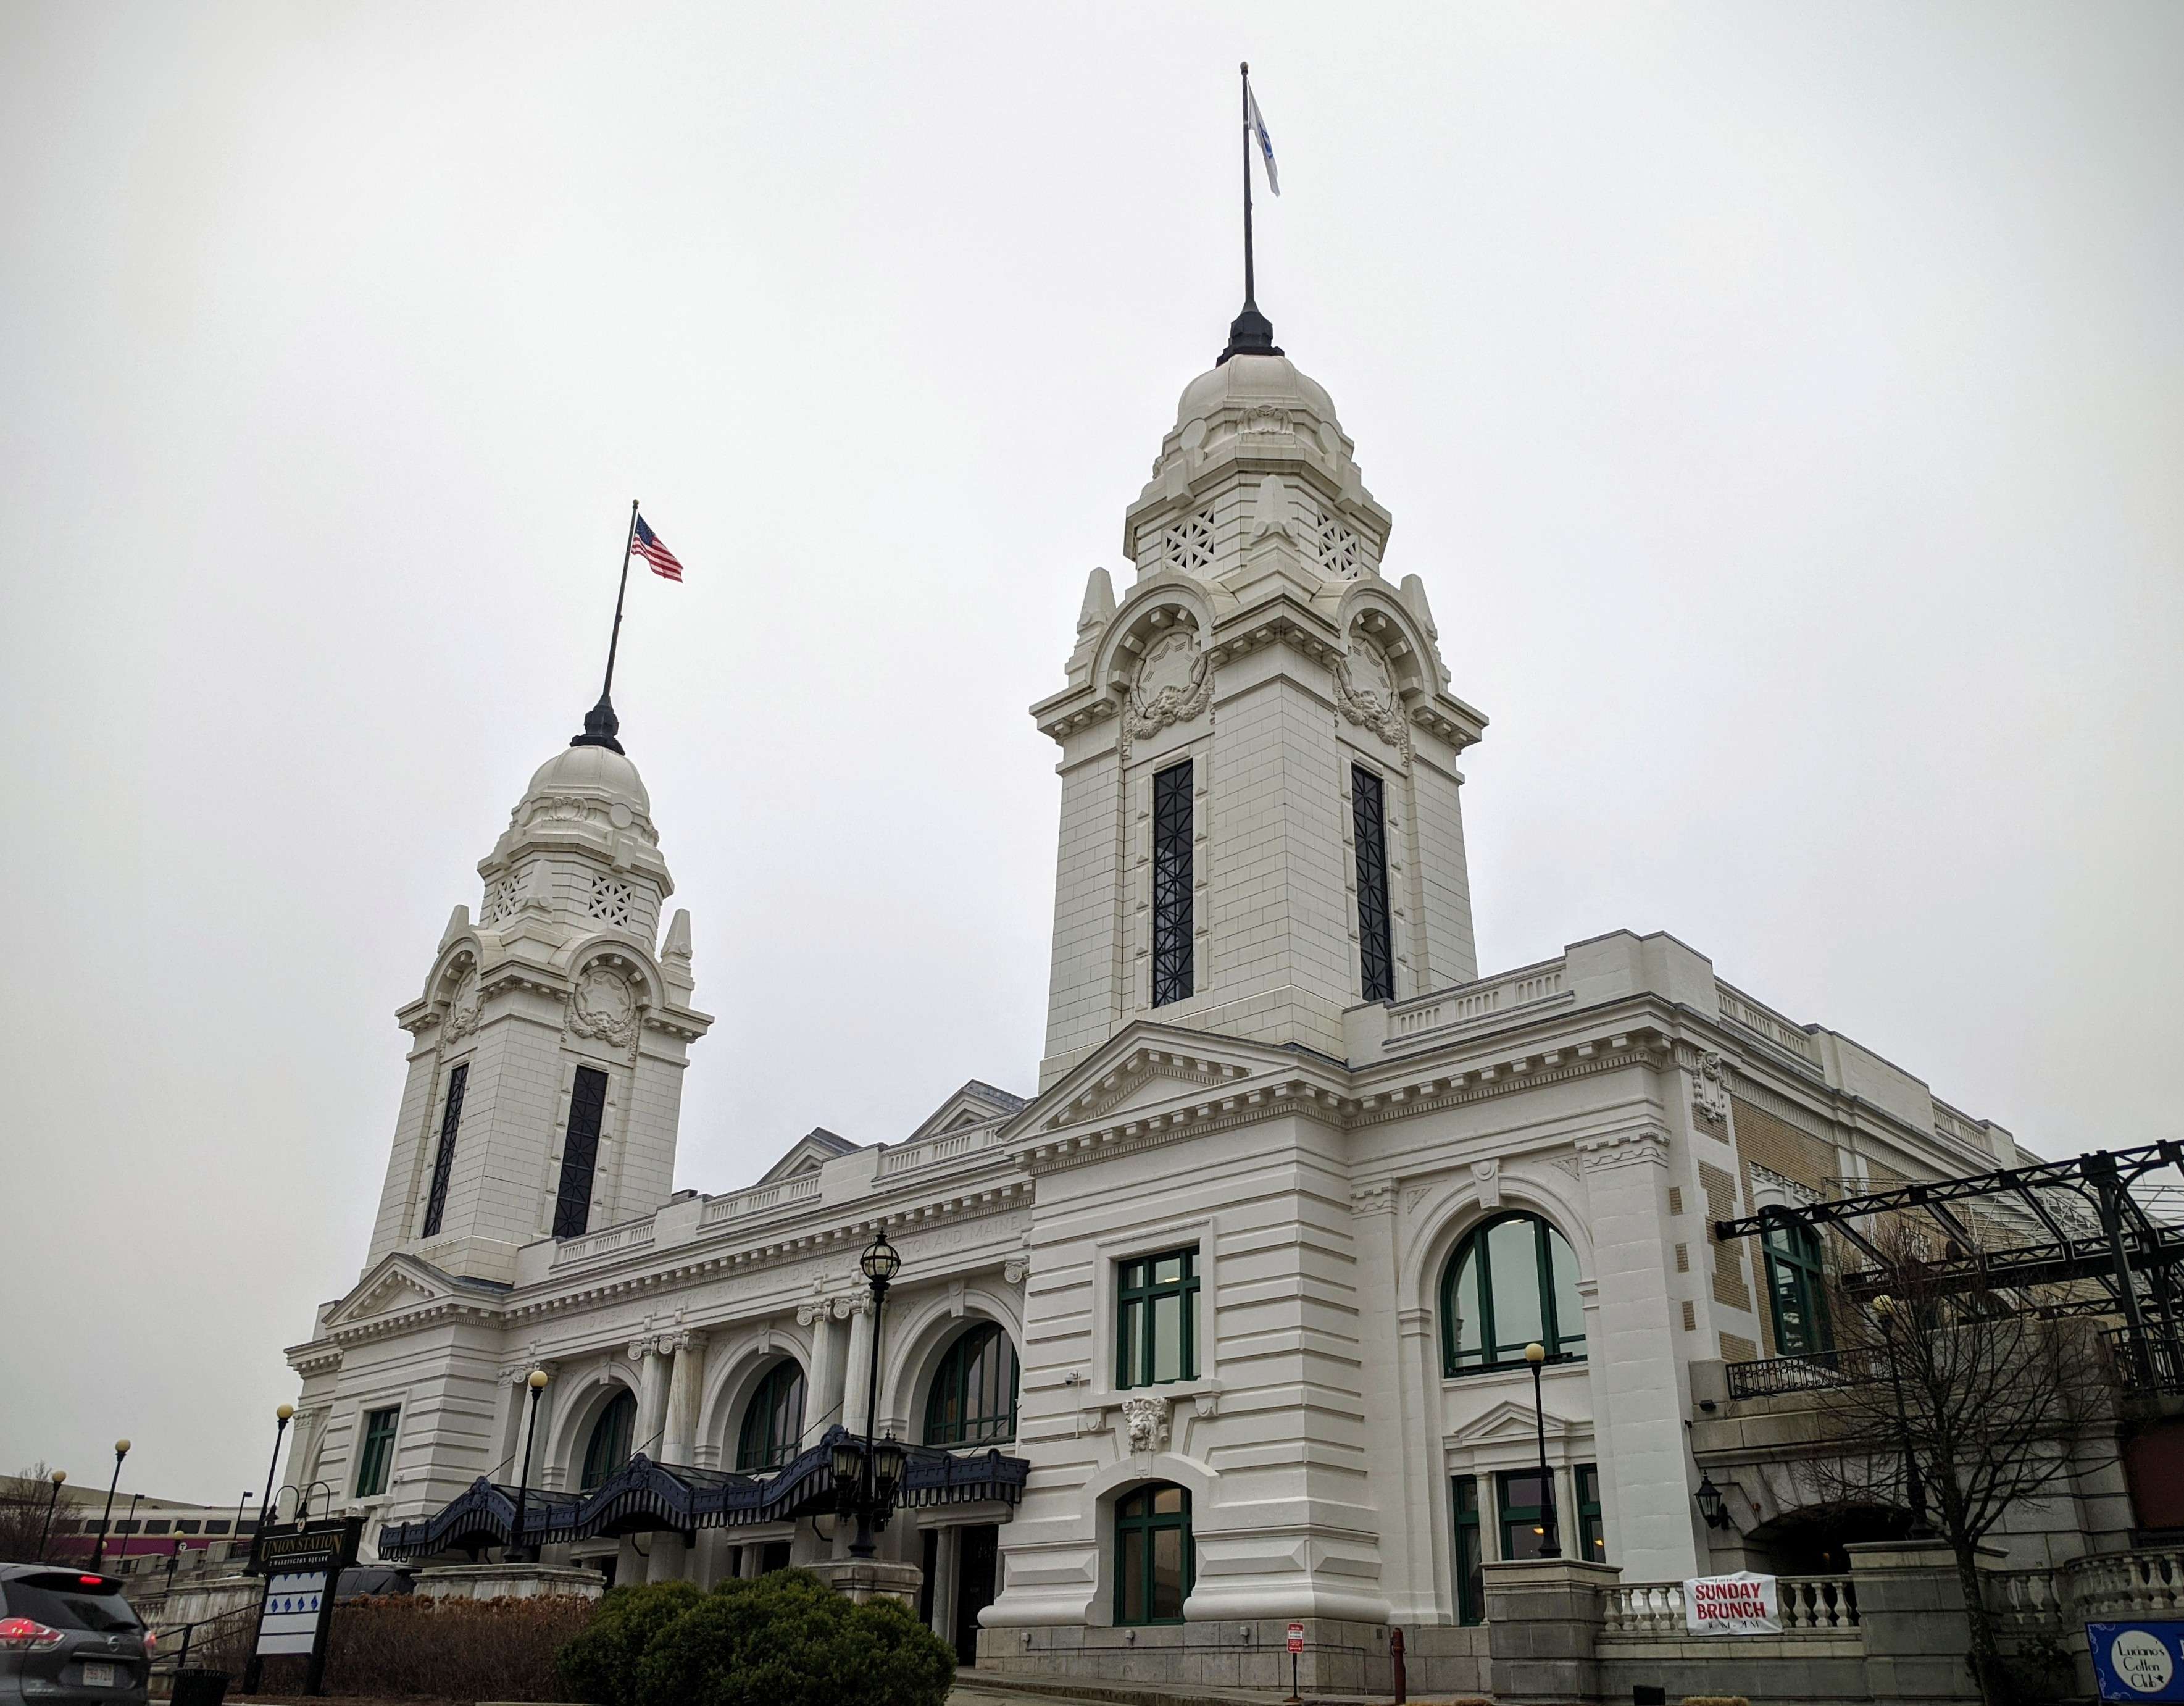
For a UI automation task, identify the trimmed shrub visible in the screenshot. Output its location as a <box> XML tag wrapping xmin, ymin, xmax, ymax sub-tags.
<box><xmin>555</xmin><ymin>1579</ymin><xmax>702</xmax><ymax>1706</ymax></box>
<box><xmin>319</xmin><ymin>1593</ymin><xmax>598</xmax><ymax>1700</ymax></box>
<box><xmin>624</xmin><ymin>1570</ymin><xmax>954</xmax><ymax>1706</ymax></box>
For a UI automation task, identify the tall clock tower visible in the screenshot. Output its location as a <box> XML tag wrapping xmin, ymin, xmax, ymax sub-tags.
<box><xmin>363</xmin><ymin>709</ymin><xmax>713</xmax><ymax>1284</ymax></box>
<box><xmin>1033</xmin><ymin>327</ymin><xmax>1488</xmax><ymax>1089</ymax></box>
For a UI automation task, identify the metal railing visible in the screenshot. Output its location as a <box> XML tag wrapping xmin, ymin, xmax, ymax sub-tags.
<box><xmin>1722</xmin><ymin>1347</ymin><xmax>1880</xmax><ymax>1399</ymax></box>
<box><xmin>2104</xmin><ymin>1325</ymin><xmax>2184</xmax><ymax>1398</ymax></box>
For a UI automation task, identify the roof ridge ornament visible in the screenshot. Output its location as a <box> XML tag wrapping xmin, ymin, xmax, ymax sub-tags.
<box><xmin>570</xmin><ymin>692</ymin><xmax>624</xmax><ymax>754</ymax></box>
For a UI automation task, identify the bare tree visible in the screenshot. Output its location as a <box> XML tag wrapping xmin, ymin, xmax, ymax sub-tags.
<box><xmin>0</xmin><ymin>1465</ymin><xmax>78</xmax><ymax>1563</ymax></box>
<box><xmin>1802</xmin><ymin>1219</ymin><xmax>2120</xmax><ymax>1706</ymax></box>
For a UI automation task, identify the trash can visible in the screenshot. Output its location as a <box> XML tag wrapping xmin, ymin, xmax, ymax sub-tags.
<box><xmin>170</xmin><ymin>1668</ymin><xmax>231</xmax><ymax>1706</ymax></box>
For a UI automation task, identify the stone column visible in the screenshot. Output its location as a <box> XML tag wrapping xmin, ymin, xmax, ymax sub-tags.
<box><xmin>801</xmin><ymin>1295</ymin><xmax>849</xmax><ymax>1437</ymax></box>
<box><xmin>930</xmin><ymin>1525</ymin><xmax>958</xmax><ymax>1642</ymax></box>
<box><xmin>1849</xmin><ymin>1539</ymin><xmax>1990</xmax><ymax>1704</ymax></box>
<box><xmin>841</xmin><ymin>1294</ymin><xmax>878</xmax><ymax>1439</ymax></box>
<box><xmin>1577</xmin><ymin>1127</ymin><xmax>1698</xmax><ymax>1581</ymax></box>
<box><xmin>659</xmin><ymin>1332</ymin><xmax>709</xmax><ymax>1465</ymax></box>
<box><xmin>1482</xmin><ymin>1557</ymin><xmax>1616</xmax><ymax>1705</ymax></box>
<box><xmin>631</xmin><ymin>1339</ymin><xmax>671</xmax><ymax>1458</ymax></box>
<box><xmin>1352</xmin><ymin>1179</ymin><xmax>1436</xmax><ymax>1620</ymax></box>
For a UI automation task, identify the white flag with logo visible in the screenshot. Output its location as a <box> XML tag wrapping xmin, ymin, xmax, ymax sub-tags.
<box><xmin>1248</xmin><ymin>83</ymin><xmax>1280</xmax><ymax>195</ymax></box>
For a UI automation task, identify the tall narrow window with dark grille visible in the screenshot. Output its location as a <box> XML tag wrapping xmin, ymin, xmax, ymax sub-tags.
<box><xmin>420</xmin><ymin>1063</ymin><xmax>469</xmax><ymax>1238</ymax></box>
<box><xmin>554</xmin><ymin>1066</ymin><xmax>609</xmax><ymax>1239</ymax></box>
<box><xmin>1151</xmin><ymin>759</ymin><xmax>1194</xmax><ymax>1006</ymax></box>
<box><xmin>1352</xmin><ymin>764</ymin><xmax>1395</xmax><ymax>1001</ymax></box>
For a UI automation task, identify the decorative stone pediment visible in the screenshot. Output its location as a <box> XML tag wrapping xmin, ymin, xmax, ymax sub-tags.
<box><xmin>905</xmin><ymin>1079</ymin><xmax>1029</xmax><ymax>1145</ymax></box>
<box><xmin>325</xmin><ymin>1256</ymin><xmax>453</xmax><ymax>1331</ymax></box>
<box><xmin>1446</xmin><ymin>1399</ymin><xmax>1583</xmax><ymax>1451</ymax></box>
<box><xmin>1036</xmin><ymin>1045</ymin><xmax>1256</xmax><ymax>1132</ymax></box>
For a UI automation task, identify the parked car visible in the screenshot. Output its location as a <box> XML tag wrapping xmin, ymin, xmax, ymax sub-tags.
<box><xmin>333</xmin><ymin>1566</ymin><xmax>412</xmax><ymax>1602</ymax></box>
<box><xmin>0</xmin><ymin>1565</ymin><xmax>152</xmax><ymax>1704</ymax></box>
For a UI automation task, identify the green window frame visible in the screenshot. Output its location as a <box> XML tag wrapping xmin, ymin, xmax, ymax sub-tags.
<box><xmin>1117</xmin><ymin>1247</ymin><xmax>1200</xmax><ymax>1390</ymax></box>
<box><xmin>581</xmin><ymin>1388</ymin><xmax>636</xmax><ymax>1489</ymax></box>
<box><xmin>1762</xmin><ymin>1221</ymin><xmax>1832</xmax><ymax>1356</ymax></box>
<box><xmin>925</xmin><ymin>1323</ymin><xmax>1020</xmax><ymax>1446</ymax></box>
<box><xmin>354</xmin><ymin>1407</ymin><xmax>399</xmax><ymax>1499</ymax></box>
<box><xmin>736</xmin><ymin>1360</ymin><xmax>807</xmax><ymax>1471</ymax></box>
<box><xmin>1495</xmin><ymin>1468</ymin><xmax>1556</xmax><ymax>1563</ymax></box>
<box><xmin>1441</xmin><ymin>1212</ymin><xmax>1586</xmax><ymax>1376</ymax></box>
<box><xmin>1576</xmin><ymin>1462</ymin><xmax>1605</xmax><ymax>1561</ymax></box>
<box><xmin>1451</xmin><ymin>1475</ymin><xmax>1485</xmax><ymax>1625</ymax></box>
<box><xmin>1114</xmin><ymin>1483</ymin><xmax>1194</xmax><ymax>1625</ymax></box>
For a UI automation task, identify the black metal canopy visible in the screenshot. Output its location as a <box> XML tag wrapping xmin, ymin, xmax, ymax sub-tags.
<box><xmin>1714</xmin><ymin>1140</ymin><xmax>2184</xmax><ymax>1395</ymax></box>
<box><xmin>377</xmin><ymin>1426</ymin><xmax>1028</xmax><ymax>1562</ymax></box>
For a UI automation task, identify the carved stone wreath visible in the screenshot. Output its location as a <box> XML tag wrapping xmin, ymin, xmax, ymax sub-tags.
<box><xmin>443</xmin><ymin>970</ymin><xmax>481</xmax><ymax>1041</ymax></box>
<box><xmin>1123</xmin><ymin>628</ymin><xmax>1212</xmax><ymax>752</ymax></box>
<box><xmin>1121</xmin><ymin>1395</ymin><xmax>1170</xmax><ymax>1455</ymax></box>
<box><xmin>569</xmin><ymin>963</ymin><xmax>638</xmax><ymax>1046</ymax></box>
<box><xmin>1335</xmin><ymin>635</ymin><xmax>1411</xmax><ymax>758</ymax></box>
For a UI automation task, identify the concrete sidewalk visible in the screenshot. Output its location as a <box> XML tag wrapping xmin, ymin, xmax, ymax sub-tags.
<box><xmin>950</xmin><ymin>1670</ymin><xmax>1465</xmax><ymax>1706</ymax></box>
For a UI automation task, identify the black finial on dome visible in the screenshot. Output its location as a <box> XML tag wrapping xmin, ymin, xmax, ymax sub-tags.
<box><xmin>570</xmin><ymin>693</ymin><xmax>625</xmax><ymax>755</ymax></box>
<box><xmin>1219</xmin><ymin>303</ymin><xmax>1283</xmax><ymax>365</ymax></box>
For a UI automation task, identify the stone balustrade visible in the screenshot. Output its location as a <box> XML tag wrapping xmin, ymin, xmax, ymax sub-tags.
<box><xmin>698</xmin><ymin>1172</ymin><xmax>822</xmax><ymax>1227</ymax></box>
<box><xmin>875</xmin><ymin>1123</ymin><xmax>1007</xmax><ymax>1177</ymax></box>
<box><xmin>1601</xmin><ymin>1574</ymin><xmax>1860</xmax><ymax>1639</ymax></box>
<box><xmin>2071</xmin><ymin>1545</ymin><xmax>2184</xmax><ymax>1620</ymax></box>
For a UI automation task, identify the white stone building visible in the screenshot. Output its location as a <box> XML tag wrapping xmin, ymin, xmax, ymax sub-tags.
<box><xmin>278</xmin><ymin>314</ymin><xmax>2120</xmax><ymax>1693</ymax></box>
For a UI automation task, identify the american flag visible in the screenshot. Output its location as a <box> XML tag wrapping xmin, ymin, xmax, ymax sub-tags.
<box><xmin>631</xmin><ymin>513</ymin><xmax>684</xmax><ymax>582</ymax></box>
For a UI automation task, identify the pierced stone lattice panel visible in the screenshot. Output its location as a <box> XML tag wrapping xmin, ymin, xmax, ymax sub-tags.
<box><xmin>1318</xmin><ymin>512</ymin><xmax>1364</xmax><ymax>579</ymax></box>
<box><xmin>481</xmin><ymin>869</ymin><xmax>525</xmax><ymax>926</ymax></box>
<box><xmin>1164</xmin><ymin>510</ymin><xmax>1215</xmax><ymax>574</ymax></box>
<box><xmin>588</xmin><ymin>877</ymin><xmax>635</xmax><ymax>926</ymax></box>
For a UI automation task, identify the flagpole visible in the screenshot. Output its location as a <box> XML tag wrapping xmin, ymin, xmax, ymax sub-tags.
<box><xmin>1240</xmin><ymin>61</ymin><xmax>1256</xmax><ymax>311</ymax></box>
<box><xmin>572</xmin><ymin>500</ymin><xmax>640</xmax><ymax>752</ymax></box>
<box><xmin>601</xmin><ymin>498</ymin><xmax>640</xmax><ymax>705</ymax></box>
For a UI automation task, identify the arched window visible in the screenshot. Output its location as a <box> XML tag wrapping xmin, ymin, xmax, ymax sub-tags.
<box><xmin>736</xmin><ymin>1360</ymin><xmax>807</xmax><ymax>1471</ymax></box>
<box><xmin>925</xmin><ymin>1324</ymin><xmax>1020</xmax><ymax>1446</ymax></box>
<box><xmin>1763</xmin><ymin>1221</ymin><xmax>1831</xmax><ymax>1356</ymax></box>
<box><xmin>1441</xmin><ymin>1212</ymin><xmax>1586</xmax><ymax>1376</ymax></box>
<box><xmin>1114</xmin><ymin>1483</ymin><xmax>1193</xmax><ymax>1626</ymax></box>
<box><xmin>580</xmin><ymin>1389</ymin><xmax>635</xmax><ymax>1491</ymax></box>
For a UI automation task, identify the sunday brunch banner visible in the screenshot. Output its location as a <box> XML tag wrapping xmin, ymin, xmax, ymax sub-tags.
<box><xmin>1683</xmin><ymin>1573</ymin><xmax>1782</xmax><ymax>1636</ymax></box>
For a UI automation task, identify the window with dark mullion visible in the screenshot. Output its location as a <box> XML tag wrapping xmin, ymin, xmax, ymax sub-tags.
<box><xmin>1576</xmin><ymin>1462</ymin><xmax>1606</xmax><ymax>1560</ymax></box>
<box><xmin>1352</xmin><ymin>765</ymin><xmax>1394</xmax><ymax>1002</ymax></box>
<box><xmin>1451</xmin><ymin>1474</ymin><xmax>1485</xmax><ymax>1624</ymax></box>
<box><xmin>1117</xmin><ymin>1247</ymin><xmax>1199</xmax><ymax>1389</ymax></box>
<box><xmin>1151</xmin><ymin>760</ymin><xmax>1194</xmax><ymax>1006</ymax></box>
<box><xmin>420</xmin><ymin>1063</ymin><xmax>469</xmax><ymax>1238</ymax></box>
<box><xmin>553</xmin><ymin>1066</ymin><xmax>609</xmax><ymax>1239</ymax></box>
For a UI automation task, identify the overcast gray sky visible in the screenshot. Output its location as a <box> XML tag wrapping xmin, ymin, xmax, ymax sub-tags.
<box><xmin>3</xmin><ymin>2</ymin><xmax>2178</xmax><ymax>1505</ymax></box>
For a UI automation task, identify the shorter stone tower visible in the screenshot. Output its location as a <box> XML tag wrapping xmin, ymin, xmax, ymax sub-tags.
<box><xmin>1034</xmin><ymin>341</ymin><xmax>1488</xmax><ymax>1088</ymax></box>
<box><xmin>364</xmin><ymin>711</ymin><xmax>713</xmax><ymax>1284</ymax></box>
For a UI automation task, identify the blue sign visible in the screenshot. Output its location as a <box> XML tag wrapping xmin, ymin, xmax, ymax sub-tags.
<box><xmin>2091</xmin><ymin>1622</ymin><xmax>2184</xmax><ymax>1702</ymax></box>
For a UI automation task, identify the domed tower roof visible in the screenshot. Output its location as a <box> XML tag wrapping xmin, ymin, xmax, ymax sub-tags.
<box><xmin>520</xmin><ymin>741</ymin><xmax>652</xmax><ymax>819</ymax></box>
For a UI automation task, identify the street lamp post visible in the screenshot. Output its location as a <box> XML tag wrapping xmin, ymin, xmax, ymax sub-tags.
<box><xmin>1522</xmin><ymin>1344</ymin><xmax>1561</xmax><ymax>1559</ymax></box>
<box><xmin>844</xmin><ymin>1232</ymin><xmax>904</xmax><ymax>1560</ymax></box>
<box><xmin>509</xmin><ymin>1369</ymin><xmax>550</xmax><ymax>1564</ymax></box>
<box><xmin>251</xmin><ymin>1405</ymin><xmax>295</xmax><ymax>1574</ymax></box>
<box><xmin>35</xmin><ymin>1470</ymin><xmax>66</xmax><ymax>1563</ymax></box>
<box><xmin>1870</xmin><ymin>1296</ymin><xmax>1936</xmax><ymax>1541</ymax></box>
<box><xmin>88</xmin><ymin>1442</ymin><xmax>130</xmax><ymax>1573</ymax></box>
<box><xmin>231</xmin><ymin>1492</ymin><xmax>254</xmax><ymax>1563</ymax></box>
<box><xmin>113</xmin><ymin>1495</ymin><xmax>142</xmax><ymax>1573</ymax></box>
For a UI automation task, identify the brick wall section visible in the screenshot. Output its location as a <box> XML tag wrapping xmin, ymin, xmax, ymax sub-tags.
<box><xmin>1698</xmin><ymin>1161</ymin><xmax>1750</xmax><ymax>1311</ymax></box>
<box><xmin>1719</xmin><ymin>1331</ymin><xmax>1758</xmax><ymax>1363</ymax></box>
<box><xmin>1730</xmin><ymin>1095</ymin><xmax>1839</xmax><ymax>1357</ymax></box>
